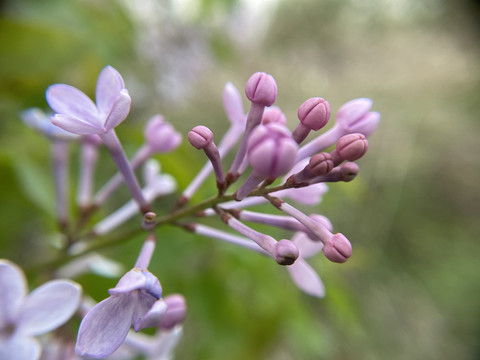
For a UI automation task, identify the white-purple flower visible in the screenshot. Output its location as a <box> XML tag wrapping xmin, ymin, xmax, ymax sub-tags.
<box><xmin>0</xmin><ymin>259</ymin><xmax>82</xmax><ymax>360</ymax></box>
<box><xmin>46</xmin><ymin>66</ymin><xmax>131</xmax><ymax>135</ymax></box>
<box><xmin>75</xmin><ymin>268</ymin><xmax>167</xmax><ymax>359</ymax></box>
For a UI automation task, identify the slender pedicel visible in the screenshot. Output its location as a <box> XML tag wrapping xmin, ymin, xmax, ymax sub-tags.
<box><xmin>99</xmin><ymin>130</ymin><xmax>151</xmax><ymax>213</ymax></box>
<box><xmin>78</xmin><ymin>135</ymin><xmax>101</xmax><ymax>210</ymax></box>
<box><xmin>220</xmin><ymin>211</ymin><xmax>298</xmax><ymax>265</ymax></box>
<box><xmin>188</xmin><ymin>126</ymin><xmax>226</xmax><ymax>194</ymax></box>
<box><xmin>134</xmin><ymin>233</ymin><xmax>157</xmax><ymax>269</ymax></box>
<box><xmin>52</xmin><ymin>139</ymin><xmax>70</xmax><ymax>230</ymax></box>
<box><xmin>267</xmin><ymin>196</ymin><xmax>352</xmax><ymax>263</ymax></box>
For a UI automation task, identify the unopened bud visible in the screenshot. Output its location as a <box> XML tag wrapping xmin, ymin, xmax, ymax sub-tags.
<box><xmin>274</xmin><ymin>239</ymin><xmax>299</xmax><ymax>265</ymax></box>
<box><xmin>245</xmin><ymin>72</ymin><xmax>277</xmax><ymax>106</ymax></box>
<box><xmin>188</xmin><ymin>126</ymin><xmax>213</xmax><ymax>150</ymax></box>
<box><xmin>323</xmin><ymin>233</ymin><xmax>352</xmax><ymax>263</ymax></box>
<box><xmin>336</xmin><ymin>133</ymin><xmax>368</xmax><ymax>162</ymax></box>
<box><xmin>297</xmin><ymin>97</ymin><xmax>331</xmax><ymax>131</ymax></box>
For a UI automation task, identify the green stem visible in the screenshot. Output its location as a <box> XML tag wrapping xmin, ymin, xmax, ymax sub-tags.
<box><xmin>24</xmin><ymin>183</ymin><xmax>290</xmax><ymax>276</ymax></box>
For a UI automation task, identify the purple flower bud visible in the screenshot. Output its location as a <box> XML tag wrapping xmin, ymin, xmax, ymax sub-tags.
<box><xmin>262</xmin><ymin>107</ymin><xmax>287</xmax><ymax>125</ymax></box>
<box><xmin>335</xmin><ymin>133</ymin><xmax>368</xmax><ymax>162</ymax></box>
<box><xmin>335</xmin><ymin>98</ymin><xmax>380</xmax><ymax>136</ymax></box>
<box><xmin>322</xmin><ymin>233</ymin><xmax>352</xmax><ymax>263</ymax></box>
<box><xmin>144</xmin><ymin>115</ymin><xmax>182</xmax><ymax>153</ymax></box>
<box><xmin>245</xmin><ymin>72</ymin><xmax>277</xmax><ymax>107</ymax></box>
<box><xmin>188</xmin><ymin>126</ymin><xmax>213</xmax><ymax>150</ymax></box>
<box><xmin>247</xmin><ymin>123</ymin><xmax>298</xmax><ymax>179</ymax></box>
<box><xmin>297</xmin><ymin>97</ymin><xmax>331</xmax><ymax>131</ymax></box>
<box><xmin>338</xmin><ymin>162</ymin><xmax>360</xmax><ymax>182</ymax></box>
<box><xmin>307</xmin><ymin>152</ymin><xmax>334</xmax><ymax>177</ymax></box>
<box><xmin>274</xmin><ymin>239</ymin><xmax>299</xmax><ymax>265</ymax></box>
<box><xmin>158</xmin><ymin>294</ymin><xmax>187</xmax><ymax>330</ymax></box>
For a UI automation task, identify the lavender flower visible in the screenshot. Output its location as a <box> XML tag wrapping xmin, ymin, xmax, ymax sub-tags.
<box><xmin>46</xmin><ymin>65</ymin><xmax>150</xmax><ymax>213</ymax></box>
<box><xmin>0</xmin><ymin>259</ymin><xmax>81</xmax><ymax>360</ymax></box>
<box><xmin>76</xmin><ymin>235</ymin><xmax>167</xmax><ymax>358</ymax></box>
<box><xmin>75</xmin><ymin>268</ymin><xmax>167</xmax><ymax>358</ymax></box>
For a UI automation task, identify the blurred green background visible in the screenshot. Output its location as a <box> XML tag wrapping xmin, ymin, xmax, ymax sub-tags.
<box><xmin>1</xmin><ymin>0</ymin><xmax>479</xmax><ymax>359</ymax></box>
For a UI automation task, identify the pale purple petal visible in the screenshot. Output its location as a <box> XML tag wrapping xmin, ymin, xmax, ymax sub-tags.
<box><xmin>51</xmin><ymin>114</ymin><xmax>104</xmax><ymax>135</ymax></box>
<box><xmin>291</xmin><ymin>232</ymin><xmax>324</xmax><ymax>258</ymax></box>
<box><xmin>109</xmin><ymin>269</ymin><xmax>146</xmax><ymax>295</ymax></box>
<box><xmin>223</xmin><ymin>82</ymin><xmax>245</xmax><ymax>125</ymax></box>
<box><xmin>0</xmin><ymin>259</ymin><xmax>27</xmax><ymax>327</ymax></box>
<box><xmin>96</xmin><ymin>66</ymin><xmax>125</xmax><ymax>117</ymax></box>
<box><xmin>16</xmin><ymin>280</ymin><xmax>81</xmax><ymax>337</ymax></box>
<box><xmin>46</xmin><ymin>84</ymin><xmax>99</xmax><ymax>123</ymax></box>
<box><xmin>1</xmin><ymin>336</ymin><xmax>41</xmax><ymax>360</ymax></box>
<box><xmin>134</xmin><ymin>299</ymin><xmax>167</xmax><ymax>331</ymax></box>
<box><xmin>132</xmin><ymin>292</ymin><xmax>157</xmax><ymax>332</ymax></box>
<box><xmin>75</xmin><ymin>295</ymin><xmax>135</xmax><ymax>358</ymax></box>
<box><xmin>103</xmin><ymin>89</ymin><xmax>131</xmax><ymax>130</ymax></box>
<box><xmin>286</xmin><ymin>259</ymin><xmax>325</xmax><ymax>297</ymax></box>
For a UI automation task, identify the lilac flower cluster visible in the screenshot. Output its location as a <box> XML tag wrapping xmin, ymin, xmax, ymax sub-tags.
<box><xmin>5</xmin><ymin>65</ymin><xmax>379</xmax><ymax>359</ymax></box>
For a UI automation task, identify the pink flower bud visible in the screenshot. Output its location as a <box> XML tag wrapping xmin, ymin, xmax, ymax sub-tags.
<box><xmin>188</xmin><ymin>125</ymin><xmax>213</xmax><ymax>150</ymax></box>
<box><xmin>336</xmin><ymin>133</ymin><xmax>368</xmax><ymax>161</ymax></box>
<box><xmin>308</xmin><ymin>152</ymin><xmax>334</xmax><ymax>176</ymax></box>
<box><xmin>323</xmin><ymin>233</ymin><xmax>352</xmax><ymax>263</ymax></box>
<box><xmin>262</xmin><ymin>107</ymin><xmax>287</xmax><ymax>125</ymax></box>
<box><xmin>144</xmin><ymin>115</ymin><xmax>182</xmax><ymax>153</ymax></box>
<box><xmin>247</xmin><ymin>123</ymin><xmax>298</xmax><ymax>179</ymax></box>
<box><xmin>297</xmin><ymin>97</ymin><xmax>331</xmax><ymax>131</ymax></box>
<box><xmin>274</xmin><ymin>239</ymin><xmax>299</xmax><ymax>265</ymax></box>
<box><xmin>338</xmin><ymin>162</ymin><xmax>359</xmax><ymax>182</ymax></box>
<box><xmin>245</xmin><ymin>72</ymin><xmax>277</xmax><ymax>107</ymax></box>
<box><xmin>158</xmin><ymin>294</ymin><xmax>187</xmax><ymax>330</ymax></box>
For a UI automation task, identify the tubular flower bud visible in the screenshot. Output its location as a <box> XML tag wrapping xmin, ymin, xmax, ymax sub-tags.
<box><xmin>322</xmin><ymin>233</ymin><xmax>352</xmax><ymax>263</ymax></box>
<box><xmin>335</xmin><ymin>133</ymin><xmax>368</xmax><ymax>161</ymax></box>
<box><xmin>274</xmin><ymin>239</ymin><xmax>300</xmax><ymax>266</ymax></box>
<box><xmin>245</xmin><ymin>72</ymin><xmax>277</xmax><ymax>106</ymax></box>
<box><xmin>293</xmin><ymin>97</ymin><xmax>331</xmax><ymax>144</ymax></box>
<box><xmin>188</xmin><ymin>126</ymin><xmax>214</xmax><ymax>150</ymax></box>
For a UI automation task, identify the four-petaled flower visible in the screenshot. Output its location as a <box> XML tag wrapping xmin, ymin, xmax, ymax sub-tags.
<box><xmin>46</xmin><ymin>65</ymin><xmax>131</xmax><ymax>135</ymax></box>
<box><xmin>75</xmin><ymin>268</ymin><xmax>167</xmax><ymax>358</ymax></box>
<box><xmin>0</xmin><ymin>259</ymin><xmax>82</xmax><ymax>360</ymax></box>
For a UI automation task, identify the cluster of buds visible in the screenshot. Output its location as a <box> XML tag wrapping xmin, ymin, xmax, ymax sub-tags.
<box><xmin>5</xmin><ymin>66</ymin><xmax>379</xmax><ymax>359</ymax></box>
<box><xmin>182</xmin><ymin>71</ymin><xmax>379</xmax><ymax>276</ymax></box>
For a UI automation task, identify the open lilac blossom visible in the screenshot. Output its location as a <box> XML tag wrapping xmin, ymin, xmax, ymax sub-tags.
<box><xmin>0</xmin><ymin>259</ymin><xmax>82</xmax><ymax>360</ymax></box>
<box><xmin>46</xmin><ymin>66</ymin><xmax>130</xmax><ymax>136</ymax></box>
<box><xmin>47</xmin><ymin>66</ymin><xmax>150</xmax><ymax>213</ymax></box>
<box><xmin>286</xmin><ymin>232</ymin><xmax>325</xmax><ymax>297</ymax></box>
<box><xmin>75</xmin><ymin>268</ymin><xmax>167</xmax><ymax>358</ymax></box>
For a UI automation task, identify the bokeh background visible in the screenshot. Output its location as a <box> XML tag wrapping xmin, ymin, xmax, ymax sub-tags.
<box><xmin>1</xmin><ymin>0</ymin><xmax>479</xmax><ymax>359</ymax></box>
